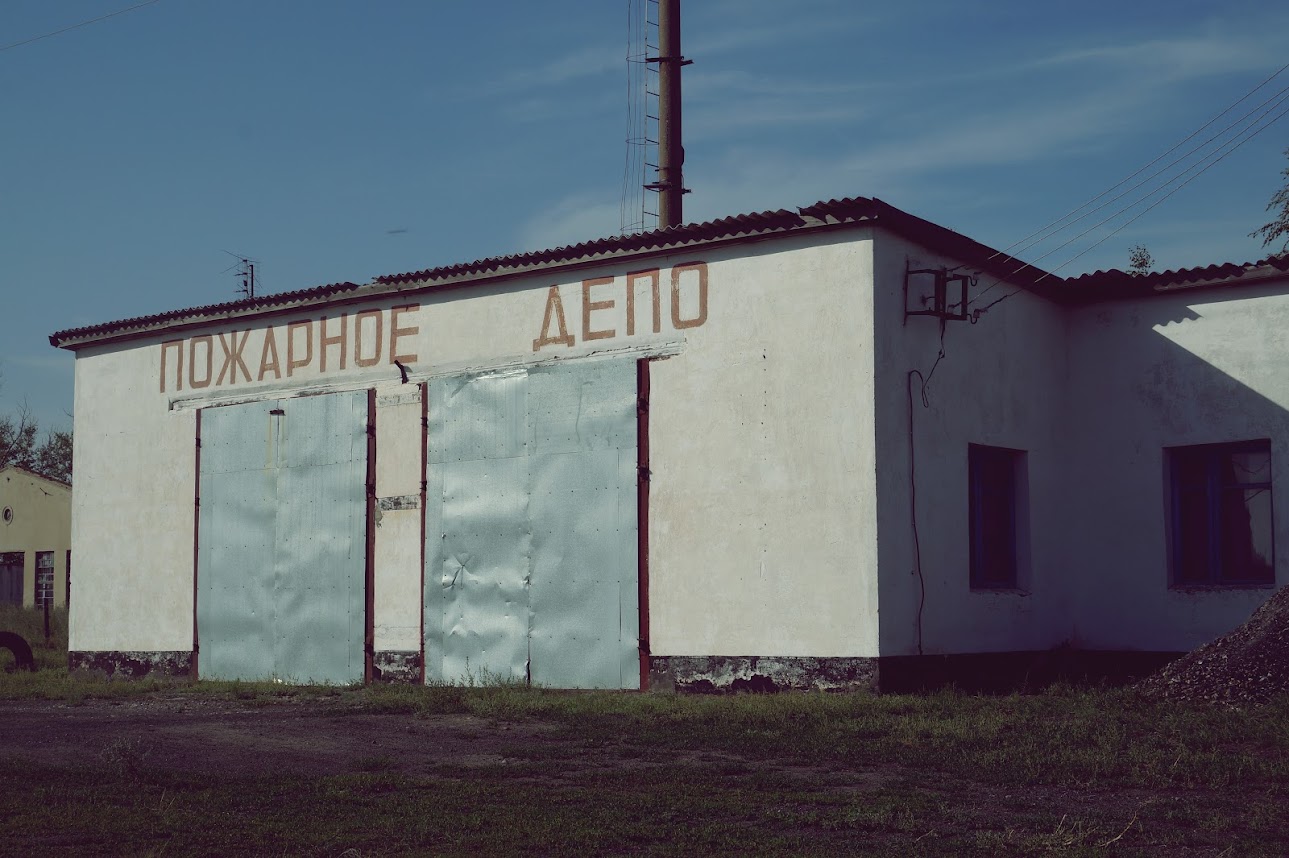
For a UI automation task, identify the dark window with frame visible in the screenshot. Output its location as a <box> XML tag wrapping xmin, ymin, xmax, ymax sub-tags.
<box><xmin>35</xmin><ymin>551</ymin><xmax>54</xmax><ymax>608</ymax></box>
<box><xmin>969</xmin><ymin>444</ymin><xmax>1024</xmax><ymax>589</ymax></box>
<box><xmin>1170</xmin><ymin>440</ymin><xmax>1274</xmax><ymax>587</ymax></box>
<box><xmin>0</xmin><ymin>552</ymin><xmax>22</xmax><ymax>605</ymax></box>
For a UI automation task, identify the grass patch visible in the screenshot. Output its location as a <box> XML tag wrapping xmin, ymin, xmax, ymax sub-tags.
<box><xmin>0</xmin><ymin>604</ymin><xmax>67</xmax><ymax>671</ymax></box>
<box><xmin>2</xmin><ymin>676</ymin><xmax>1288</xmax><ymax>854</ymax></box>
<box><xmin>3</xmin><ymin>621</ymin><xmax>1289</xmax><ymax>853</ymax></box>
<box><xmin>4</xmin><ymin>667</ymin><xmax>1289</xmax><ymax>790</ymax></box>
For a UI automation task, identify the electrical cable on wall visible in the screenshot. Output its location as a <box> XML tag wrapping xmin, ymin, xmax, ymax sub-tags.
<box><xmin>905</xmin><ymin>327</ymin><xmax>945</xmax><ymax>658</ymax></box>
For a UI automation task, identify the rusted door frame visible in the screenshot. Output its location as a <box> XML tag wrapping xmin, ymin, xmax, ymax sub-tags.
<box><xmin>637</xmin><ymin>358</ymin><xmax>651</xmax><ymax>691</ymax></box>
<box><xmin>191</xmin><ymin>409</ymin><xmax>202</xmax><ymax>680</ymax></box>
<box><xmin>364</xmin><ymin>388</ymin><xmax>377</xmax><ymax>684</ymax></box>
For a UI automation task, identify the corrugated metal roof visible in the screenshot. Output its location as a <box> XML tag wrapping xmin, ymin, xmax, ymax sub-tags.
<box><xmin>1060</xmin><ymin>254</ymin><xmax>1289</xmax><ymax>300</ymax></box>
<box><xmin>46</xmin><ymin>195</ymin><xmax>1289</xmax><ymax>349</ymax></box>
<box><xmin>50</xmin><ymin>281</ymin><xmax>364</xmax><ymax>349</ymax></box>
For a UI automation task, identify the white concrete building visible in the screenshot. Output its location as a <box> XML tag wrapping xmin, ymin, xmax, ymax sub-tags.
<box><xmin>49</xmin><ymin>198</ymin><xmax>1289</xmax><ymax>688</ymax></box>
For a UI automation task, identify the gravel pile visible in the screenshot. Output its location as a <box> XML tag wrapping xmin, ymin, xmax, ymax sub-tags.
<box><xmin>1136</xmin><ymin>586</ymin><xmax>1289</xmax><ymax>706</ymax></box>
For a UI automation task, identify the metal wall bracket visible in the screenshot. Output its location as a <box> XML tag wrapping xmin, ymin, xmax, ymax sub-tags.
<box><xmin>904</xmin><ymin>262</ymin><xmax>970</xmax><ymax>324</ymax></box>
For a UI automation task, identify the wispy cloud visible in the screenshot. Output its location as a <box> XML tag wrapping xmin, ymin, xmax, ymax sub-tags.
<box><xmin>687</xmin><ymin>2</ymin><xmax>875</xmax><ymax>57</ymax></box>
<box><xmin>516</xmin><ymin>193</ymin><xmax>624</xmax><ymax>254</ymax></box>
<box><xmin>444</xmin><ymin>43</ymin><xmax>624</xmax><ymax>102</ymax></box>
<box><xmin>686</xmin><ymin>101</ymin><xmax>867</xmax><ymax>140</ymax></box>
<box><xmin>515</xmin><ymin>4</ymin><xmax>1289</xmax><ymax>270</ymax></box>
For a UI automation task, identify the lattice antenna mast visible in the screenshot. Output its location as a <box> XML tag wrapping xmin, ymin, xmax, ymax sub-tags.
<box><xmin>621</xmin><ymin>0</ymin><xmax>658</xmax><ymax>234</ymax></box>
<box><xmin>221</xmin><ymin>250</ymin><xmax>258</xmax><ymax>299</ymax></box>
<box><xmin>233</xmin><ymin>256</ymin><xmax>256</xmax><ymax>299</ymax></box>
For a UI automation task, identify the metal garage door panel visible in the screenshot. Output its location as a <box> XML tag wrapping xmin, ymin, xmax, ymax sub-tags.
<box><xmin>424</xmin><ymin>359</ymin><xmax>638</xmax><ymax>689</ymax></box>
<box><xmin>529</xmin><ymin>446</ymin><xmax>637</xmax><ymax>689</ymax></box>
<box><xmin>615</xmin><ymin>447</ymin><xmax>642</xmax><ymax>684</ymax></box>
<box><xmin>426</xmin><ymin>372</ymin><xmax>531</xmax><ymax>683</ymax></box>
<box><xmin>199</xmin><ymin>392</ymin><xmax>366</xmax><ymax>684</ymax></box>
<box><xmin>529</xmin><ymin>360</ymin><xmax>637</xmax><ymax>689</ymax></box>
<box><xmin>428</xmin><ymin>371</ymin><xmax>527</xmax><ymax>464</ymax></box>
<box><xmin>274</xmin><ymin>393</ymin><xmax>367</xmax><ymax>685</ymax></box>
<box><xmin>528</xmin><ymin>360</ymin><xmax>636</xmax><ymax>455</ymax></box>
<box><xmin>423</xmin><ymin>458</ymin><xmax>447</xmax><ymax>680</ymax></box>
<box><xmin>198</xmin><ymin>402</ymin><xmax>278</xmax><ymax>681</ymax></box>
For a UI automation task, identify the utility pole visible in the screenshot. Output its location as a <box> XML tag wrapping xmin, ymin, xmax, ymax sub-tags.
<box><xmin>648</xmin><ymin>0</ymin><xmax>690</xmax><ymax>229</ymax></box>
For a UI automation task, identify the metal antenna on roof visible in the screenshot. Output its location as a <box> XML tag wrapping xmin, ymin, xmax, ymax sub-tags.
<box><xmin>222</xmin><ymin>251</ymin><xmax>258</xmax><ymax>299</ymax></box>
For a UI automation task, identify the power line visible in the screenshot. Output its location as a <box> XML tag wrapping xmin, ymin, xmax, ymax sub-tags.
<box><xmin>968</xmin><ymin>97</ymin><xmax>1289</xmax><ymax>321</ymax></box>
<box><xmin>966</xmin><ymin>67</ymin><xmax>1289</xmax><ymax>316</ymax></box>
<box><xmin>1035</xmin><ymin>98</ymin><xmax>1289</xmax><ymax>281</ymax></box>
<box><xmin>1006</xmin><ymin>85</ymin><xmax>1289</xmax><ymax>279</ymax></box>
<box><xmin>1007</xmin><ymin>79</ymin><xmax>1289</xmax><ymax>267</ymax></box>
<box><xmin>989</xmin><ymin>60</ymin><xmax>1289</xmax><ymax>262</ymax></box>
<box><xmin>0</xmin><ymin>0</ymin><xmax>165</xmax><ymax>53</ymax></box>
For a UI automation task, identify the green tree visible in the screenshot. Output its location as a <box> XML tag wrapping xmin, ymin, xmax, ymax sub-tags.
<box><xmin>1251</xmin><ymin>148</ymin><xmax>1289</xmax><ymax>254</ymax></box>
<box><xmin>0</xmin><ymin>369</ymin><xmax>73</xmax><ymax>483</ymax></box>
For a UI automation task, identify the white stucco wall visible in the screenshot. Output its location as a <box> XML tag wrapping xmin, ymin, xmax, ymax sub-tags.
<box><xmin>872</xmin><ymin>235</ymin><xmax>1071</xmax><ymax>657</ymax></box>
<box><xmin>66</xmin><ymin>228</ymin><xmax>881</xmax><ymax>661</ymax></box>
<box><xmin>1064</xmin><ymin>285</ymin><xmax>1289</xmax><ymax>651</ymax></box>
<box><xmin>374</xmin><ymin>387</ymin><xmax>423</xmax><ymax>652</ymax></box>
<box><xmin>70</xmin><ymin>341</ymin><xmax>196</xmax><ymax>651</ymax></box>
<box><xmin>648</xmin><ymin>232</ymin><xmax>880</xmax><ymax>658</ymax></box>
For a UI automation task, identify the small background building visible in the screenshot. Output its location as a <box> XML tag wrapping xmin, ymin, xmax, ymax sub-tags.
<box><xmin>0</xmin><ymin>465</ymin><xmax>72</xmax><ymax>609</ymax></box>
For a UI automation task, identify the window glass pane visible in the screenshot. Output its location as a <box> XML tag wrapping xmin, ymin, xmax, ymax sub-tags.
<box><xmin>970</xmin><ymin>446</ymin><xmax>1018</xmax><ymax>587</ymax></box>
<box><xmin>1222</xmin><ymin>449</ymin><xmax>1271</xmax><ymax>487</ymax></box>
<box><xmin>1171</xmin><ymin>449</ymin><xmax>1208</xmax><ymax>491</ymax></box>
<box><xmin>1174</xmin><ymin>488</ymin><xmax>1211</xmax><ymax>584</ymax></box>
<box><xmin>0</xmin><ymin>552</ymin><xmax>22</xmax><ymax>605</ymax></box>
<box><xmin>978</xmin><ymin>501</ymin><xmax>1014</xmax><ymax>584</ymax></box>
<box><xmin>1219</xmin><ymin>487</ymin><xmax>1274</xmax><ymax>583</ymax></box>
<box><xmin>35</xmin><ymin>551</ymin><xmax>54</xmax><ymax>608</ymax></box>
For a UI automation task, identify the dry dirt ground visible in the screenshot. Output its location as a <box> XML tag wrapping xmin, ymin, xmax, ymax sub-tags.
<box><xmin>1</xmin><ymin>696</ymin><xmax>558</xmax><ymax>778</ymax></box>
<box><xmin>3</xmin><ymin>695</ymin><xmax>1285</xmax><ymax>856</ymax></box>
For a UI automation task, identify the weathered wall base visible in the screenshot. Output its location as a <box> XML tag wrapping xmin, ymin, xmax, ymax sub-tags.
<box><xmin>875</xmin><ymin>650</ymin><xmax>1185</xmax><ymax>694</ymax></box>
<box><xmin>648</xmin><ymin>651</ymin><xmax>1185</xmax><ymax>694</ymax></box>
<box><xmin>69</xmin><ymin>650</ymin><xmax>193</xmax><ymax>680</ymax></box>
<box><xmin>373</xmin><ymin>650</ymin><xmax>423</xmax><ymax>683</ymax></box>
<box><xmin>649</xmin><ymin>656</ymin><xmax>879</xmax><ymax>693</ymax></box>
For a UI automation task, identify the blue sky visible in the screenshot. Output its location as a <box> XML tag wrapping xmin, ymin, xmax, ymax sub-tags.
<box><xmin>3</xmin><ymin>0</ymin><xmax>1287</xmax><ymax>431</ymax></box>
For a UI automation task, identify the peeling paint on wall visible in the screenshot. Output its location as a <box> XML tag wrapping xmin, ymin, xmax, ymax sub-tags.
<box><xmin>649</xmin><ymin>656</ymin><xmax>878</xmax><ymax>693</ymax></box>
<box><xmin>378</xmin><ymin>495</ymin><xmax>421</xmax><ymax>512</ymax></box>
<box><xmin>69</xmin><ymin>650</ymin><xmax>193</xmax><ymax>680</ymax></box>
<box><xmin>373</xmin><ymin>650</ymin><xmax>423</xmax><ymax>683</ymax></box>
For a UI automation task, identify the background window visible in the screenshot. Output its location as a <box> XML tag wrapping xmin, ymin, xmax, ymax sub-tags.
<box><xmin>969</xmin><ymin>445</ymin><xmax>1025</xmax><ymax>589</ymax></box>
<box><xmin>1169</xmin><ymin>440</ymin><xmax>1274</xmax><ymax>587</ymax></box>
<box><xmin>35</xmin><ymin>552</ymin><xmax>54</xmax><ymax>608</ymax></box>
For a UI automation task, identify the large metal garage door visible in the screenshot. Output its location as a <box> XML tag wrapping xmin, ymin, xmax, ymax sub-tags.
<box><xmin>197</xmin><ymin>391</ymin><xmax>368</xmax><ymax>684</ymax></box>
<box><xmin>424</xmin><ymin>360</ymin><xmax>639</xmax><ymax>689</ymax></box>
